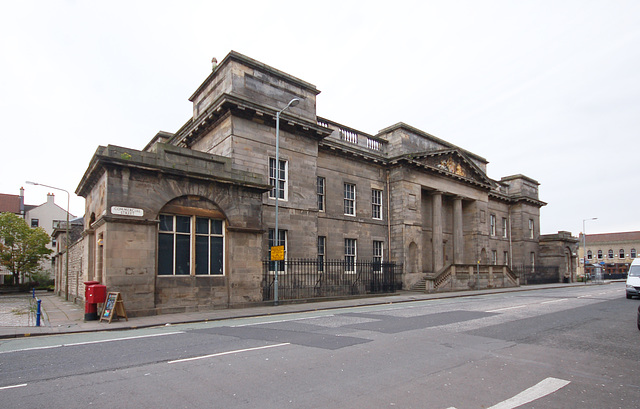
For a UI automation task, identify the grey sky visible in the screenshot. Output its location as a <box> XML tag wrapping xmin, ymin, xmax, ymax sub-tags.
<box><xmin>1</xmin><ymin>1</ymin><xmax>638</xmax><ymax>236</ymax></box>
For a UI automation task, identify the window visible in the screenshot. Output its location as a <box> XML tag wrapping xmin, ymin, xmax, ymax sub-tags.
<box><xmin>317</xmin><ymin>177</ymin><xmax>325</xmax><ymax>212</ymax></box>
<box><xmin>608</xmin><ymin>249</ymin><xmax>614</xmax><ymax>259</ymax></box>
<box><xmin>345</xmin><ymin>238</ymin><xmax>357</xmax><ymax>272</ymax></box>
<box><xmin>269</xmin><ymin>158</ymin><xmax>287</xmax><ymax>200</ymax></box>
<box><xmin>502</xmin><ymin>218</ymin><xmax>508</xmax><ymax>238</ymax></box>
<box><xmin>491</xmin><ymin>250</ymin><xmax>497</xmax><ymax>265</ymax></box>
<box><xmin>490</xmin><ymin>214</ymin><xmax>496</xmax><ymax>236</ymax></box>
<box><xmin>587</xmin><ymin>250</ymin><xmax>593</xmax><ymax>260</ymax></box>
<box><xmin>373</xmin><ymin>241</ymin><xmax>383</xmax><ymax>271</ymax></box>
<box><xmin>503</xmin><ymin>251</ymin><xmax>509</xmax><ymax>266</ymax></box>
<box><xmin>318</xmin><ymin>236</ymin><xmax>326</xmax><ymax>271</ymax></box>
<box><xmin>31</xmin><ymin>218</ymin><xmax>39</xmax><ymax>228</ymax></box>
<box><xmin>371</xmin><ymin>189</ymin><xmax>383</xmax><ymax>220</ymax></box>
<box><xmin>158</xmin><ymin>215</ymin><xmax>224</xmax><ymax>276</ymax></box>
<box><xmin>620</xmin><ymin>249</ymin><xmax>625</xmax><ymax>259</ymax></box>
<box><xmin>631</xmin><ymin>248</ymin><xmax>637</xmax><ymax>258</ymax></box>
<box><xmin>344</xmin><ymin>183</ymin><xmax>356</xmax><ymax>216</ymax></box>
<box><xmin>529</xmin><ymin>219</ymin><xmax>534</xmax><ymax>239</ymax></box>
<box><xmin>597</xmin><ymin>250</ymin><xmax>603</xmax><ymax>259</ymax></box>
<box><xmin>268</xmin><ymin>228</ymin><xmax>287</xmax><ymax>272</ymax></box>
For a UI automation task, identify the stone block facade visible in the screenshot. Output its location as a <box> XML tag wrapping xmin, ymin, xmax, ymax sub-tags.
<box><xmin>72</xmin><ymin>51</ymin><xmax>554</xmax><ymax>315</ymax></box>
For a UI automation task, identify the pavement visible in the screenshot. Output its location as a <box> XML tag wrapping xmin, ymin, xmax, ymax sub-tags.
<box><xmin>0</xmin><ymin>281</ymin><xmax>616</xmax><ymax>339</ymax></box>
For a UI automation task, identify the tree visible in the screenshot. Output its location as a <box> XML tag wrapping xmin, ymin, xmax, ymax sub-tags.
<box><xmin>0</xmin><ymin>212</ymin><xmax>53</xmax><ymax>285</ymax></box>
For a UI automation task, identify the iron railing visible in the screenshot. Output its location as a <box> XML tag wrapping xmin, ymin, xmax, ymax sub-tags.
<box><xmin>262</xmin><ymin>259</ymin><xmax>402</xmax><ymax>301</ymax></box>
<box><xmin>512</xmin><ymin>265</ymin><xmax>560</xmax><ymax>285</ymax></box>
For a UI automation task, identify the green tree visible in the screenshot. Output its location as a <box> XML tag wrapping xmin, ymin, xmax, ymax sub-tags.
<box><xmin>0</xmin><ymin>212</ymin><xmax>53</xmax><ymax>285</ymax></box>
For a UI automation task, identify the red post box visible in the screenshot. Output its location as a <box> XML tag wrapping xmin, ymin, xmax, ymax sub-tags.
<box><xmin>84</xmin><ymin>281</ymin><xmax>103</xmax><ymax>321</ymax></box>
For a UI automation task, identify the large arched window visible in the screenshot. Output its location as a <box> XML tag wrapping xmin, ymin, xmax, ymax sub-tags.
<box><xmin>620</xmin><ymin>249</ymin><xmax>625</xmax><ymax>259</ymax></box>
<box><xmin>632</xmin><ymin>249</ymin><xmax>637</xmax><ymax>259</ymax></box>
<box><xmin>608</xmin><ymin>249</ymin><xmax>614</xmax><ymax>259</ymax></box>
<box><xmin>587</xmin><ymin>250</ymin><xmax>593</xmax><ymax>260</ymax></box>
<box><xmin>597</xmin><ymin>250</ymin><xmax>603</xmax><ymax>259</ymax></box>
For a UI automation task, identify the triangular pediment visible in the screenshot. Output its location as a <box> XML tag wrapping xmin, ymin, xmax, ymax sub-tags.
<box><xmin>412</xmin><ymin>149</ymin><xmax>494</xmax><ymax>187</ymax></box>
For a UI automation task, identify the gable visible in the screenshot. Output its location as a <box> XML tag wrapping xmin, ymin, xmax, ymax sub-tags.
<box><xmin>412</xmin><ymin>149</ymin><xmax>494</xmax><ymax>187</ymax></box>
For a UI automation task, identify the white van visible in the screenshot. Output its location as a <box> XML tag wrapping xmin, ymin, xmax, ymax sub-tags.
<box><xmin>626</xmin><ymin>258</ymin><xmax>640</xmax><ymax>299</ymax></box>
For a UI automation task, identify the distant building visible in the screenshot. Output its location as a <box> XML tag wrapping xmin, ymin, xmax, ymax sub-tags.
<box><xmin>0</xmin><ymin>191</ymin><xmax>23</xmax><ymax>216</ymax></box>
<box><xmin>71</xmin><ymin>51</ymin><xmax>568</xmax><ymax>316</ymax></box>
<box><xmin>23</xmin><ymin>192</ymin><xmax>75</xmax><ymax>279</ymax></box>
<box><xmin>578</xmin><ymin>231</ymin><xmax>640</xmax><ymax>278</ymax></box>
<box><xmin>0</xmin><ymin>189</ymin><xmax>74</xmax><ymax>282</ymax></box>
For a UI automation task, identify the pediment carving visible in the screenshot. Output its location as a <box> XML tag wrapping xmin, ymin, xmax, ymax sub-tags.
<box><xmin>414</xmin><ymin>150</ymin><xmax>491</xmax><ymax>186</ymax></box>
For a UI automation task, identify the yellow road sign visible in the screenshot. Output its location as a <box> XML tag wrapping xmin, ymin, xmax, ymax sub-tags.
<box><xmin>271</xmin><ymin>245</ymin><xmax>284</xmax><ymax>261</ymax></box>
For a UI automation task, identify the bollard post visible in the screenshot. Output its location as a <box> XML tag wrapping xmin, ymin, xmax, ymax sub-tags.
<box><xmin>32</xmin><ymin>288</ymin><xmax>35</xmax><ymax>298</ymax></box>
<box><xmin>36</xmin><ymin>299</ymin><xmax>42</xmax><ymax>327</ymax></box>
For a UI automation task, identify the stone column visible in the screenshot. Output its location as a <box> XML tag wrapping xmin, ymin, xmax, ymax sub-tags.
<box><xmin>432</xmin><ymin>192</ymin><xmax>443</xmax><ymax>272</ymax></box>
<box><xmin>453</xmin><ymin>196</ymin><xmax>464</xmax><ymax>264</ymax></box>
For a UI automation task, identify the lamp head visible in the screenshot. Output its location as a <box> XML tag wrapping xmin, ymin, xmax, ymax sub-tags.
<box><xmin>289</xmin><ymin>98</ymin><xmax>301</xmax><ymax>108</ymax></box>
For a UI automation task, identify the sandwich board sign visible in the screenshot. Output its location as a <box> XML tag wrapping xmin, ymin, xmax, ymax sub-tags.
<box><xmin>100</xmin><ymin>292</ymin><xmax>128</xmax><ymax>323</ymax></box>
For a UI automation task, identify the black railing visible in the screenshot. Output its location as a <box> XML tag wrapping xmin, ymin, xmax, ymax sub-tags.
<box><xmin>262</xmin><ymin>259</ymin><xmax>402</xmax><ymax>301</ymax></box>
<box><xmin>512</xmin><ymin>265</ymin><xmax>560</xmax><ymax>285</ymax></box>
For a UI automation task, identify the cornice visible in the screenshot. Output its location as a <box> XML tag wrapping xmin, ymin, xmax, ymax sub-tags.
<box><xmin>174</xmin><ymin>93</ymin><xmax>332</xmax><ymax>148</ymax></box>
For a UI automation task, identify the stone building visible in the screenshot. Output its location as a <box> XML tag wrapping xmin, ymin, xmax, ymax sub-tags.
<box><xmin>74</xmin><ymin>51</ymin><xmax>551</xmax><ymax>316</ymax></box>
<box><xmin>578</xmin><ymin>231</ymin><xmax>640</xmax><ymax>277</ymax></box>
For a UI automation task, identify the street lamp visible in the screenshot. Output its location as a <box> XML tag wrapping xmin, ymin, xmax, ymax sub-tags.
<box><xmin>582</xmin><ymin>217</ymin><xmax>597</xmax><ymax>285</ymax></box>
<box><xmin>274</xmin><ymin>97</ymin><xmax>300</xmax><ymax>305</ymax></box>
<box><xmin>26</xmin><ymin>181</ymin><xmax>71</xmax><ymax>301</ymax></box>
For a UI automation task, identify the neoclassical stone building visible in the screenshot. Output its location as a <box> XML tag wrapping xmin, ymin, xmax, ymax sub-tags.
<box><xmin>75</xmin><ymin>51</ymin><xmax>550</xmax><ymax>316</ymax></box>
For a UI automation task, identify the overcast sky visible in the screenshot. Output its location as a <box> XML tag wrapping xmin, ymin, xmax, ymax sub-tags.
<box><xmin>1</xmin><ymin>0</ymin><xmax>638</xmax><ymax>236</ymax></box>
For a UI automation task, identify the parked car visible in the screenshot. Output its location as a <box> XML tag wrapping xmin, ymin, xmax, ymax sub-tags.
<box><xmin>637</xmin><ymin>305</ymin><xmax>640</xmax><ymax>330</ymax></box>
<box><xmin>626</xmin><ymin>258</ymin><xmax>640</xmax><ymax>299</ymax></box>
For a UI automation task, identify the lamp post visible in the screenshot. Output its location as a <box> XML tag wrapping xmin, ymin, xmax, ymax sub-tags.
<box><xmin>582</xmin><ymin>217</ymin><xmax>597</xmax><ymax>285</ymax></box>
<box><xmin>274</xmin><ymin>97</ymin><xmax>300</xmax><ymax>305</ymax></box>
<box><xmin>26</xmin><ymin>181</ymin><xmax>71</xmax><ymax>300</ymax></box>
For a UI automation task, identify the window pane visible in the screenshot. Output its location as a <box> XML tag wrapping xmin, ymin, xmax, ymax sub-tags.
<box><xmin>195</xmin><ymin>236</ymin><xmax>209</xmax><ymax>275</ymax></box>
<box><xmin>210</xmin><ymin>237</ymin><xmax>223</xmax><ymax>275</ymax></box>
<box><xmin>211</xmin><ymin>220</ymin><xmax>223</xmax><ymax>235</ymax></box>
<box><xmin>175</xmin><ymin>234</ymin><xmax>190</xmax><ymax>275</ymax></box>
<box><xmin>176</xmin><ymin>216</ymin><xmax>191</xmax><ymax>233</ymax></box>
<box><xmin>159</xmin><ymin>215</ymin><xmax>173</xmax><ymax>232</ymax></box>
<box><xmin>196</xmin><ymin>217</ymin><xmax>209</xmax><ymax>234</ymax></box>
<box><xmin>158</xmin><ymin>233</ymin><xmax>174</xmax><ymax>275</ymax></box>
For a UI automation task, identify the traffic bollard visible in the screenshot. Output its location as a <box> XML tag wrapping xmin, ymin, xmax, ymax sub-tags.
<box><xmin>36</xmin><ymin>299</ymin><xmax>41</xmax><ymax>327</ymax></box>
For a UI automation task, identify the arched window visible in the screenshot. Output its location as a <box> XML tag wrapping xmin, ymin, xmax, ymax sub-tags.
<box><xmin>597</xmin><ymin>250</ymin><xmax>603</xmax><ymax>259</ymax></box>
<box><xmin>620</xmin><ymin>249</ymin><xmax>625</xmax><ymax>259</ymax></box>
<box><xmin>608</xmin><ymin>249</ymin><xmax>614</xmax><ymax>259</ymax></box>
<box><xmin>632</xmin><ymin>248</ymin><xmax>637</xmax><ymax>259</ymax></box>
<box><xmin>587</xmin><ymin>250</ymin><xmax>593</xmax><ymax>260</ymax></box>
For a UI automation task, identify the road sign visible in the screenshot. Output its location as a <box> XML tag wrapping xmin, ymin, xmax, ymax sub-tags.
<box><xmin>271</xmin><ymin>246</ymin><xmax>284</xmax><ymax>261</ymax></box>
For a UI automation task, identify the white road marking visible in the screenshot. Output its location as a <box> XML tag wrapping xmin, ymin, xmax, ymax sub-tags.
<box><xmin>486</xmin><ymin>305</ymin><xmax>527</xmax><ymax>313</ymax></box>
<box><xmin>0</xmin><ymin>332</ymin><xmax>185</xmax><ymax>354</ymax></box>
<box><xmin>541</xmin><ymin>298</ymin><xmax>568</xmax><ymax>304</ymax></box>
<box><xmin>232</xmin><ymin>315</ymin><xmax>333</xmax><ymax>327</ymax></box>
<box><xmin>0</xmin><ymin>383</ymin><xmax>27</xmax><ymax>390</ymax></box>
<box><xmin>487</xmin><ymin>377</ymin><xmax>570</xmax><ymax>409</ymax></box>
<box><xmin>168</xmin><ymin>342</ymin><xmax>290</xmax><ymax>364</ymax></box>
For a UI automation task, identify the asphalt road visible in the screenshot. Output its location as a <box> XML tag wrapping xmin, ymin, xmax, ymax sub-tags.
<box><xmin>0</xmin><ymin>282</ymin><xmax>638</xmax><ymax>408</ymax></box>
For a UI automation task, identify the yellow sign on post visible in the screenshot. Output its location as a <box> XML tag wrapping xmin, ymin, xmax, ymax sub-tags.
<box><xmin>271</xmin><ymin>245</ymin><xmax>285</xmax><ymax>261</ymax></box>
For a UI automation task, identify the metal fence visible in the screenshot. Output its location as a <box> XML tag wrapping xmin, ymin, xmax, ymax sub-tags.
<box><xmin>262</xmin><ymin>259</ymin><xmax>402</xmax><ymax>301</ymax></box>
<box><xmin>512</xmin><ymin>265</ymin><xmax>560</xmax><ymax>285</ymax></box>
